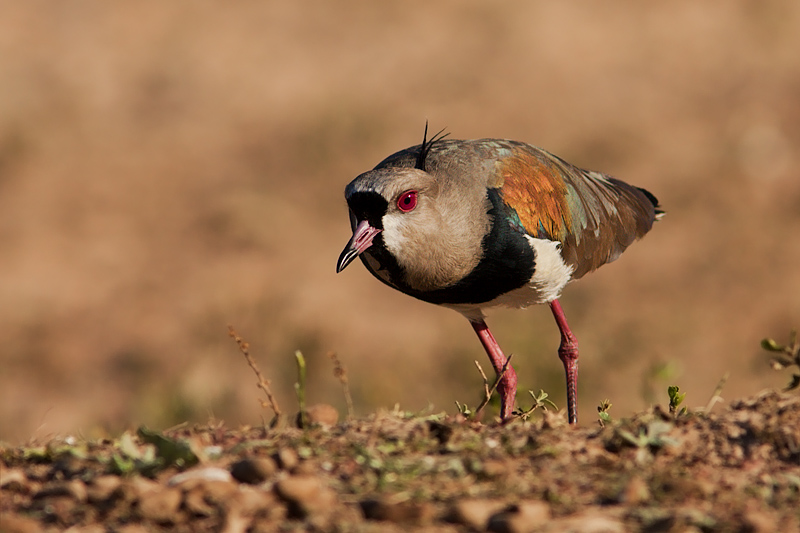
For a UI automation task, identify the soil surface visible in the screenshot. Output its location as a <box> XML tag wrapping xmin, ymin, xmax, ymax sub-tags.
<box><xmin>2</xmin><ymin>390</ymin><xmax>799</xmax><ymax>533</ymax></box>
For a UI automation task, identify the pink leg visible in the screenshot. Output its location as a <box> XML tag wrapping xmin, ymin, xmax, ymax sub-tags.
<box><xmin>549</xmin><ymin>299</ymin><xmax>579</xmax><ymax>424</ymax></box>
<box><xmin>470</xmin><ymin>319</ymin><xmax>518</xmax><ymax>420</ymax></box>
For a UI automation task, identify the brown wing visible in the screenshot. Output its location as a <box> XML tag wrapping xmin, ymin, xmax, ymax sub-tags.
<box><xmin>497</xmin><ymin>143</ymin><xmax>661</xmax><ymax>279</ymax></box>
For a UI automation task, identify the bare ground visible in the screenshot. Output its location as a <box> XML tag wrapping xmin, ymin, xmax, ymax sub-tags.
<box><xmin>2</xmin><ymin>390</ymin><xmax>799</xmax><ymax>532</ymax></box>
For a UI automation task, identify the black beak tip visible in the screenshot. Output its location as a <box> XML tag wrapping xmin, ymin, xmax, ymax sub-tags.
<box><xmin>336</xmin><ymin>248</ymin><xmax>356</xmax><ymax>274</ymax></box>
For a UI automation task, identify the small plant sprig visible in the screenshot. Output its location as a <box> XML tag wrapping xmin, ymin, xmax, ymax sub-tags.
<box><xmin>761</xmin><ymin>329</ymin><xmax>800</xmax><ymax>391</ymax></box>
<box><xmin>668</xmin><ymin>385</ymin><xmax>687</xmax><ymax>417</ymax></box>
<box><xmin>295</xmin><ymin>350</ymin><xmax>309</xmax><ymax>428</ymax></box>
<box><xmin>512</xmin><ymin>390</ymin><xmax>558</xmax><ymax>421</ymax></box>
<box><xmin>228</xmin><ymin>326</ymin><xmax>281</xmax><ymax>428</ymax></box>
<box><xmin>618</xmin><ymin>420</ymin><xmax>677</xmax><ymax>464</ymax></box>
<box><xmin>597</xmin><ymin>399</ymin><xmax>612</xmax><ymax>427</ymax></box>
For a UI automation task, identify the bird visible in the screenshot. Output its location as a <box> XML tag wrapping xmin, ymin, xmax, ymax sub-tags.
<box><xmin>336</xmin><ymin>125</ymin><xmax>662</xmax><ymax>424</ymax></box>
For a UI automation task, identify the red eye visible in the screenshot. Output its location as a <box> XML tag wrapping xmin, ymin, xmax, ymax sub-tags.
<box><xmin>397</xmin><ymin>190</ymin><xmax>418</xmax><ymax>212</ymax></box>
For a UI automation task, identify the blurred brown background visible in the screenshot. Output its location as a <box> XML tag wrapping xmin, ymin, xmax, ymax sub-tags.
<box><xmin>1</xmin><ymin>1</ymin><xmax>799</xmax><ymax>443</ymax></box>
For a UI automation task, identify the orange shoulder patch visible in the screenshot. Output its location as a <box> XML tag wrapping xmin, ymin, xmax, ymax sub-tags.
<box><xmin>497</xmin><ymin>148</ymin><xmax>572</xmax><ymax>240</ymax></box>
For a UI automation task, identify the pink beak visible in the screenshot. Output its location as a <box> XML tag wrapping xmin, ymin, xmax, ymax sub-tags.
<box><xmin>336</xmin><ymin>220</ymin><xmax>382</xmax><ymax>273</ymax></box>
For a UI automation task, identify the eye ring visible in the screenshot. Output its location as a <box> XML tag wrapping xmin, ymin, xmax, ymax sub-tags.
<box><xmin>397</xmin><ymin>190</ymin><xmax>418</xmax><ymax>213</ymax></box>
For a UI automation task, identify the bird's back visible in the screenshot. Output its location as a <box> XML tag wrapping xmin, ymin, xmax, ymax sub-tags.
<box><xmin>377</xmin><ymin>138</ymin><xmax>661</xmax><ymax>280</ymax></box>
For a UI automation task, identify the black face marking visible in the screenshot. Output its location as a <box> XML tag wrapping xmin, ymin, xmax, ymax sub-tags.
<box><xmin>356</xmin><ymin>188</ymin><xmax>536</xmax><ymax>306</ymax></box>
<box><xmin>345</xmin><ymin>191</ymin><xmax>389</xmax><ymax>230</ymax></box>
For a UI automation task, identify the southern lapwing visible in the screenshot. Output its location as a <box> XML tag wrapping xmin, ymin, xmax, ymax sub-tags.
<box><xmin>336</xmin><ymin>126</ymin><xmax>662</xmax><ymax>424</ymax></box>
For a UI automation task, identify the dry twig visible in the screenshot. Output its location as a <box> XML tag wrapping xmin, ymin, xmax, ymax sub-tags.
<box><xmin>328</xmin><ymin>351</ymin><xmax>354</xmax><ymax>420</ymax></box>
<box><xmin>473</xmin><ymin>353</ymin><xmax>514</xmax><ymax>419</ymax></box>
<box><xmin>228</xmin><ymin>325</ymin><xmax>281</xmax><ymax>428</ymax></box>
<box><xmin>703</xmin><ymin>372</ymin><xmax>729</xmax><ymax>414</ymax></box>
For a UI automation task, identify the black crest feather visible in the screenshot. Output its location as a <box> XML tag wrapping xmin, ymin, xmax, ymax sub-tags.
<box><xmin>415</xmin><ymin>121</ymin><xmax>449</xmax><ymax>172</ymax></box>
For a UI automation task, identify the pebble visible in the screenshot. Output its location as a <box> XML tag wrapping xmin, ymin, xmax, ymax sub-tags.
<box><xmin>621</xmin><ymin>476</ymin><xmax>650</xmax><ymax>504</ymax></box>
<box><xmin>116</xmin><ymin>525</ymin><xmax>150</xmax><ymax>533</ymax></box>
<box><xmin>0</xmin><ymin>514</ymin><xmax>43</xmax><ymax>533</ymax></box>
<box><xmin>540</xmin><ymin>510</ymin><xmax>625</xmax><ymax>533</ymax></box>
<box><xmin>360</xmin><ymin>498</ymin><xmax>436</xmax><ymax>525</ymax></box>
<box><xmin>0</xmin><ymin>468</ymin><xmax>27</xmax><ymax>491</ymax></box>
<box><xmin>183</xmin><ymin>483</ymin><xmax>215</xmax><ymax>517</ymax></box>
<box><xmin>487</xmin><ymin>501</ymin><xmax>550</xmax><ymax>533</ymax></box>
<box><xmin>230</xmin><ymin>457</ymin><xmax>278</xmax><ymax>484</ymax></box>
<box><xmin>275</xmin><ymin>475</ymin><xmax>336</xmax><ymax>518</ymax></box>
<box><xmin>137</xmin><ymin>485</ymin><xmax>183</xmax><ymax>523</ymax></box>
<box><xmin>86</xmin><ymin>475</ymin><xmax>122</xmax><ymax>503</ymax></box>
<box><xmin>301</xmin><ymin>404</ymin><xmax>339</xmax><ymax>428</ymax></box>
<box><xmin>197</xmin><ymin>479</ymin><xmax>240</xmax><ymax>506</ymax></box>
<box><xmin>447</xmin><ymin>499</ymin><xmax>508</xmax><ymax>530</ymax></box>
<box><xmin>33</xmin><ymin>479</ymin><xmax>87</xmax><ymax>503</ymax></box>
<box><xmin>49</xmin><ymin>455</ymin><xmax>85</xmax><ymax>480</ymax></box>
<box><xmin>274</xmin><ymin>448</ymin><xmax>299</xmax><ymax>471</ymax></box>
<box><xmin>743</xmin><ymin>509</ymin><xmax>778</xmax><ymax>533</ymax></box>
<box><xmin>168</xmin><ymin>466</ymin><xmax>232</xmax><ymax>486</ymax></box>
<box><xmin>231</xmin><ymin>485</ymin><xmax>284</xmax><ymax>519</ymax></box>
<box><xmin>64</xmin><ymin>525</ymin><xmax>104</xmax><ymax>533</ymax></box>
<box><xmin>481</xmin><ymin>459</ymin><xmax>510</xmax><ymax>478</ymax></box>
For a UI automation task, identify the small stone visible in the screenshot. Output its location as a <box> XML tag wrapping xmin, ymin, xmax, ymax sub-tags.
<box><xmin>540</xmin><ymin>510</ymin><xmax>625</xmax><ymax>533</ymax></box>
<box><xmin>0</xmin><ymin>514</ymin><xmax>43</xmax><ymax>533</ymax></box>
<box><xmin>231</xmin><ymin>485</ymin><xmax>284</xmax><ymax>518</ymax></box>
<box><xmin>128</xmin><ymin>476</ymin><xmax>160</xmax><ymax>499</ymax></box>
<box><xmin>137</xmin><ymin>486</ymin><xmax>182</xmax><ymax>523</ymax></box>
<box><xmin>33</xmin><ymin>479</ymin><xmax>87</xmax><ymax>503</ymax></box>
<box><xmin>0</xmin><ymin>468</ymin><xmax>28</xmax><ymax>492</ymax></box>
<box><xmin>447</xmin><ymin>499</ymin><xmax>508</xmax><ymax>530</ymax></box>
<box><xmin>275</xmin><ymin>475</ymin><xmax>335</xmax><ymax>518</ymax></box>
<box><xmin>274</xmin><ymin>448</ymin><xmax>299</xmax><ymax>471</ymax></box>
<box><xmin>300</xmin><ymin>404</ymin><xmax>339</xmax><ymax>428</ymax></box>
<box><xmin>292</xmin><ymin>459</ymin><xmax>320</xmax><ymax>476</ymax></box>
<box><xmin>183</xmin><ymin>484</ymin><xmax>215</xmax><ymax>517</ymax></box>
<box><xmin>487</xmin><ymin>501</ymin><xmax>550</xmax><ymax>533</ymax></box>
<box><xmin>86</xmin><ymin>475</ymin><xmax>122</xmax><ymax>503</ymax></box>
<box><xmin>621</xmin><ymin>476</ymin><xmax>650</xmax><ymax>504</ymax></box>
<box><xmin>481</xmin><ymin>459</ymin><xmax>510</xmax><ymax>478</ymax></box>
<box><xmin>744</xmin><ymin>509</ymin><xmax>778</xmax><ymax>533</ymax></box>
<box><xmin>116</xmin><ymin>525</ymin><xmax>150</xmax><ymax>533</ymax></box>
<box><xmin>360</xmin><ymin>498</ymin><xmax>436</xmax><ymax>525</ymax></box>
<box><xmin>169</xmin><ymin>467</ymin><xmax>232</xmax><ymax>487</ymax></box>
<box><xmin>68</xmin><ymin>525</ymin><xmax>105</xmax><ymax>533</ymax></box>
<box><xmin>49</xmin><ymin>455</ymin><xmax>85</xmax><ymax>480</ymax></box>
<box><xmin>201</xmin><ymin>479</ymin><xmax>240</xmax><ymax>506</ymax></box>
<box><xmin>231</xmin><ymin>457</ymin><xmax>278</xmax><ymax>484</ymax></box>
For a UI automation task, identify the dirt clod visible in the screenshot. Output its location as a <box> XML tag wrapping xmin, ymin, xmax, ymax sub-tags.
<box><xmin>230</xmin><ymin>457</ymin><xmax>277</xmax><ymax>484</ymax></box>
<box><xmin>487</xmin><ymin>501</ymin><xmax>551</xmax><ymax>533</ymax></box>
<box><xmin>86</xmin><ymin>475</ymin><xmax>122</xmax><ymax>503</ymax></box>
<box><xmin>446</xmin><ymin>498</ymin><xmax>508</xmax><ymax>529</ymax></box>
<box><xmin>303</xmin><ymin>403</ymin><xmax>340</xmax><ymax>427</ymax></box>
<box><xmin>360</xmin><ymin>497</ymin><xmax>436</xmax><ymax>525</ymax></box>
<box><xmin>136</xmin><ymin>485</ymin><xmax>183</xmax><ymax>523</ymax></box>
<box><xmin>274</xmin><ymin>475</ymin><xmax>335</xmax><ymax>518</ymax></box>
<box><xmin>273</xmin><ymin>447</ymin><xmax>299</xmax><ymax>471</ymax></box>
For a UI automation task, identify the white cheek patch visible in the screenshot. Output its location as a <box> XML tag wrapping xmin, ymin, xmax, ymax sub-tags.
<box><xmin>380</xmin><ymin>214</ymin><xmax>407</xmax><ymax>259</ymax></box>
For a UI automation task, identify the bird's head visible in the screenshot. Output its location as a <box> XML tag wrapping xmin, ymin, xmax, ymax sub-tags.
<box><xmin>336</xmin><ymin>165</ymin><xmax>492</xmax><ymax>294</ymax></box>
<box><xmin>335</xmin><ymin>167</ymin><xmax>441</xmax><ymax>279</ymax></box>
